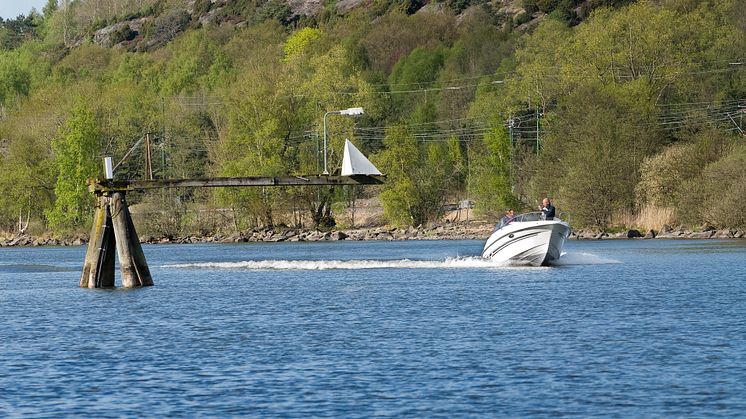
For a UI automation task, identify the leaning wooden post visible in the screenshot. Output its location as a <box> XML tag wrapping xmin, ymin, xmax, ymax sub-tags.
<box><xmin>80</xmin><ymin>195</ymin><xmax>116</xmax><ymax>288</ymax></box>
<box><xmin>110</xmin><ymin>191</ymin><xmax>153</xmax><ymax>287</ymax></box>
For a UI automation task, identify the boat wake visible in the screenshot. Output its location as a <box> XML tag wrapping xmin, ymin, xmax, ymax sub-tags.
<box><xmin>164</xmin><ymin>257</ymin><xmax>526</xmax><ymax>271</ymax></box>
<box><xmin>163</xmin><ymin>253</ymin><xmax>620</xmax><ymax>271</ymax></box>
<box><xmin>555</xmin><ymin>252</ymin><xmax>621</xmax><ymax>265</ymax></box>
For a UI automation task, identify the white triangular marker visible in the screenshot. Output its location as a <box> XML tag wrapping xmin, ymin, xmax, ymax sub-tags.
<box><xmin>341</xmin><ymin>139</ymin><xmax>382</xmax><ymax>176</ymax></box>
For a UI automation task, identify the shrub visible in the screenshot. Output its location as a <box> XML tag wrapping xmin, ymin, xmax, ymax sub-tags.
<box><xmin>536</xmin><ymin>0</ymin><xmax>560</xmax><ymax>13</ymax></box>
<box><xmin>447</xmin><ymin>0</ymin><xmax>470</xmax><ymax>13</ymax></box>
<box><xmin>636</xmin><ymin>129</ymin><xmax>731</xmax><ymax>224</ymax></box>
<box><xmin>523</xmin><ymin>0</ymin><xmax>539</xmax><ymax>14</ymax></box>
<box><xmin>514</xmin><ymin>12</ymin><xmax>532</xmax><ymax>26</ymax></box>
<box><xmin>283</xmin><ymin>27</ymin><xmax>322</xmax><ymax>60</ymax></box>
<box><xmin>635</xmin><ymin>143</ymin><xmax>700</xmax><ymax>208</ymax></box>
<box><xmin>256</xmin><ymin>0</ymin><xmax>292</xmax><ymax>25</ymax></box>
<box><xmin>142</xmin><ymin>8</ymin><xmax>190</xmax><ymax>49</ymax></box>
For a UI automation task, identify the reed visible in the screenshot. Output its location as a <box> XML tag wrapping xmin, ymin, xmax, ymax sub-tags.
<box><xmin>636</xmin><ymin>205</ymin><xmax>677</xmax><ymax>231</ymax></box>
<box><xmin>612</xmin><ymin>205</ymin><xmax>677</xmax><ymax>231</ymax></box>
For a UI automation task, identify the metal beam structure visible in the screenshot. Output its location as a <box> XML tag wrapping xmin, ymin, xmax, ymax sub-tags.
<box><xmin>90</xmin><ymin>175</ymin><xmax>386</xmax><ymax>194</ymax></box>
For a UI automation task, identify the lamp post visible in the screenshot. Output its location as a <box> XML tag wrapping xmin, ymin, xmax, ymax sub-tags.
<box><xmin>323</xmin><ymin>107</ymin><xmax>364</xmax><ymax>175</ymax></box>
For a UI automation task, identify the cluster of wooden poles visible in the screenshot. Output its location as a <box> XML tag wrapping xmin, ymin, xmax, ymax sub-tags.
<box><xmin>80</xmin><ymin>192</ymin><xmax>152</xmax><ymax>288</ymax></box>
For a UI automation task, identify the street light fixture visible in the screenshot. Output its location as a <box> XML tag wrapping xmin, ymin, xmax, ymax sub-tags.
<box><xmin>323</xmin><ymin>107</ymin><xmax>364</xmax><ymax>174</ymax></box>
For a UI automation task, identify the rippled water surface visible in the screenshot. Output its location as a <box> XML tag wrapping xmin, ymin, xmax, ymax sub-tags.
<box><xmin>1</xmin><ymin>239</ymin><xmax>745</xmax><ymax>416</ymax></box>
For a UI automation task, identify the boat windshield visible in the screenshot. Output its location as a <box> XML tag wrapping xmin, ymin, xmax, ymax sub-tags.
<box><xmin>513</xmin><ymin>212</ymin><xmax>544</xmax><ymax>222</ymax></box>
<box><xmin>491</xmin><ymin>212</ymin><xmax>548</xmax><ymax>232</ymax></box>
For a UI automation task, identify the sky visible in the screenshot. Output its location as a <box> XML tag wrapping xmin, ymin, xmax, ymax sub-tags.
<box><xmin>0</xmin><ymin>0</ymin><xmax>48</xmax><ymax>20</ymax></box>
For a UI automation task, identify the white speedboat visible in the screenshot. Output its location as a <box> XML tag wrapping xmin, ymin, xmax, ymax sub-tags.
<box><xmin>482</xmin><ymin>212</ymin><xmax>571</xmax><ymax>266</ymax></box>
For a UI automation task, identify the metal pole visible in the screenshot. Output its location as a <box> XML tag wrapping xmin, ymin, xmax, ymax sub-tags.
<box><xmin>508</xmin><ymin>116</ymin><xmax>514</xmax><ymax>193</ymax></box>
<box><xmin>535</xmin><ymin>108</ymin><xmax>538</xmax><ymax>155</ymax></box>
<box><xmin>323</xmin><ymin>110</ymin><xmax>340</xmax><ymax>175</ymax></box>
<box><xmin>323</xmin><ymin>111</ymin><xmax>330</xmax><ymax>174</ymax></box>
<box><xmin>145</xmin><ymin>133</ymin><xmax>153</xmax><ymax>180</ymax></box>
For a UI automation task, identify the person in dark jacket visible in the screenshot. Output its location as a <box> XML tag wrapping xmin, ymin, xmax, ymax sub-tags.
<box><xmin>502</xmin><ymin>208</ymin><xmax>515</xmax><ymax>225</ymax></box>
<box><xmin>539</xmin><ymin>198</ymin><xmax>555</xmax><ymax>220</ymax></box>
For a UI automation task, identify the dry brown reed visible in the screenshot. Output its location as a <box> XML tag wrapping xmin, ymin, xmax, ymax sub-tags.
<box><xmin>611</xmin><ymin>205</ymin><xmax>677</xmax><ymax>231</ymax></box>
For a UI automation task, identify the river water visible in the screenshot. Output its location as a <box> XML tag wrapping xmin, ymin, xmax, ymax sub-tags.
<box><xmin>1</xmin><ymin>239</ymin><xmax>744</xmax><ymax>417</ymax></box>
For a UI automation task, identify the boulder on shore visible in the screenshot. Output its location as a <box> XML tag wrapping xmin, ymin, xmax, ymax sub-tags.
<box><xmin>626</xmin><ymin>229</ymin><xmax>642</xmax><ymax>238</ymax></box>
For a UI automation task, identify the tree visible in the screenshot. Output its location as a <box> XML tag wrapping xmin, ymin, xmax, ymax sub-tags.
<box><xmin>374</xmin><ymin>126</ymin><xmax>462</xmax><ymax>226</ymax></box>
<box><xmin>43</xmin><ymin>0</ymin><xmax>58</xmax><ymax>20</ymax></box>
<box><xmin>161</xmin><ymin>29</ymin><xmax>234</xmax><ymax>95</ymax></box>
<box><xmin>531</xmin><ymin>87</ymin><xmax>657</xmax><ymax>228</ymax></box>
<box><xmin>468</xmin><ymin>125</ymin><xmax>519</xmax><ymax>218</ymax></box>
<box><xmin>212</xmin><ymin>59</ymin><xmax>289</xmax><ymax>228</ymax></box>
<box><xmin>0</xmin><ymin>134</ymin><xmax>55</xmax><ymax>231</ymax></box>
<box><xmin>360</xmin><ymin>11</ymin><xmax>456</xmax><ymax>74</ymax></box>
<box><xmin>47</xmin><ymin>104</ymin><xmax>101</xmax><ymax>231</ymax></box>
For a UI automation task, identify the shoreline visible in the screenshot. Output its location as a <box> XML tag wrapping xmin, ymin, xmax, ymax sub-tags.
<box><xmin>1</xmin><ymin>223</ymin><xmax>744</xmax><ymax>247</ymax></box>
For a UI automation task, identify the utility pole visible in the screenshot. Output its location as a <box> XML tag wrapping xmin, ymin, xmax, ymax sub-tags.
<box><xmin>144</xmin><ymin>133</ymin><xmax>153</xmax><ymax>181</ymax></box>
<box><xmin>535</xmin><ymin>108</ymin><xmax>540</xmax><ymax>155</ymax></box>
<box><xmin>508</xmin><ymin>115</ymin><xmax>515</xmax><ymax>193</ymax></box>
<box><xmin>509</xmin><ymin>115</ymin><xmax>514</xmax><ymax>149</ymax></box>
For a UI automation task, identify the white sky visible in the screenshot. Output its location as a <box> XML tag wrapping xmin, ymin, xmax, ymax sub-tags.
<box><xmin>0</xmin><ymin>0</ymin><xmax>49</xmax><ymax>20</ymax></box>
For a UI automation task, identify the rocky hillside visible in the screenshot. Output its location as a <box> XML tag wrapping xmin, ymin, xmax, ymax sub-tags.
<box><xmin>87</xmin><ymin>0</ymin><xmax>553</xmax><ymax>51</ymax></box>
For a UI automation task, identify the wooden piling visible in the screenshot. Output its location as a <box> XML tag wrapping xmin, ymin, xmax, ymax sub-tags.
<box><xmin>80</xmin><ymin>197</ymin><xmax>116</xmax><ymax>288</ymax></box>
<box><xmin>110</xmin><ymin>192</ymin><xmax>153</xmax><ymax>287</ymax></box>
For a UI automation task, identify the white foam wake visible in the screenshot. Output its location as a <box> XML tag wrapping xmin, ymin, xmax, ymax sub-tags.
<box><xmin>556</xmin><ymin>252</ymin><xmax>622</xmax><ymax>265</ymax></box>
<box><xmin>164</xmin><ymin>253</ymin><xmax>620</xmax><ymax>271</ymax></box>
<box><xmin>165</xmin><ymin>257</ymin><xmax>518</xmax><ymax>271</ymax></box>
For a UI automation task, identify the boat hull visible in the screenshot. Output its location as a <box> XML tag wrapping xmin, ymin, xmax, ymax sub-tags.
<box><xmin>482</xmin><ymin>220</ymin><xmax>571</xmax><ymax>266</ymax></box>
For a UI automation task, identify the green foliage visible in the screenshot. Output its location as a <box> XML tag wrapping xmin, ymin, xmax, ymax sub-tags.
<box><xmin>514</xmin><ymin>12</ymin><xmax>532</xmax><ymax>26</ymax></box>
<box><xmin>370</xmin><ymin>0</ymin><xmax>426</xmax><ymax>16</ymax></box>
<box><xmin>390</xmin><ymin>46</ymin><xmax>446</xmax><ymax>87</ymax></box>
<box><xmin>256</xmin><ymin>0</ymin><xmax>293</xmax><ymax>24</ymax></box>
<box><xmin>535</xmin><ymin>0</ymin><xmax>560</xmax><ymax>13</ymax></box>
<box><xmin>477</xmin><ymin>0</ymin><xmax>746</xmax><ymax>228</ymax></box>
<box><xmin>212</xmin><ymin>57</ymin><xmax>292</xmax><ymax>227</ymax></box>
<box><xmin>47</xmin><ymin>104</ymin><xmax>102</xmax><ymax>231</ymax></box>
<box><xmin>447</xmin><ymin>0</ymin><xmax>470</xmax><ymax>13</ymax></box>
<box><xmin>0</xmin><ymin>0</ymin><xmax>742</xmax><ymax>236</ymax></box>
<box><xmin>0</xmin><ymin>53</ymin><xmax>31</xmax><ymax>105</ymax></box>
<box><xmin>523</xmin><ymin>84</ymin><xmax>659</xmax><ymax>228</ymax></box>
<box><xmin>52</xmin><ymin>44</ymin><xmax>116</xmax><ymax>83</ymax></box>
<box><xmin>635</xmin><ymin>128</ymin><xmax>728</xmax><ymax>209</ymax></box>
<box><xmin>0</xmin><ymin>133</ymin><xmax>55</xmax><ymax>230</ymax></box>
<box><xmin>0</xmin><ymin>14</ymin><xmax>41</xmax><ymax>50</ymax></box>
<box><xmin>161</xmin><ymin>29</ymin><xmax>234</xmax><ymax>94</ymax></box>
<box><xmin>374</xmin><ymin>126</ymin><xmax>463</xmax><ymax>226</ymax></box>
<box><xmin>360</xmin><ymin>12</ymin><xmax>456</xmax><ymax>74</ymax></box>
<box><xmin>523</xmin><ymin>0</ymin><xmax>539</xmax><ymax>14</ymax></box>
<box><xmin>389</xmin><ymin>46</ymin><xmax>446</xmax><ymax>118</ymax></box>
<box><xmin>469</xmin><ymin>126</ymin><xmax>519</xmax><ymax>217</ymax></box>
<box><xmin>42</xmin><ymin>0</ymin><xmax>58</xmax><ymax>20</ymax></box>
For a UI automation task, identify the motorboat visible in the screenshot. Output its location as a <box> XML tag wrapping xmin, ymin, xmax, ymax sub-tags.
<box><xmin>481</xmin><ymin>212</ymin><xmax>571</xmax><ymax>266</ymax></box>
